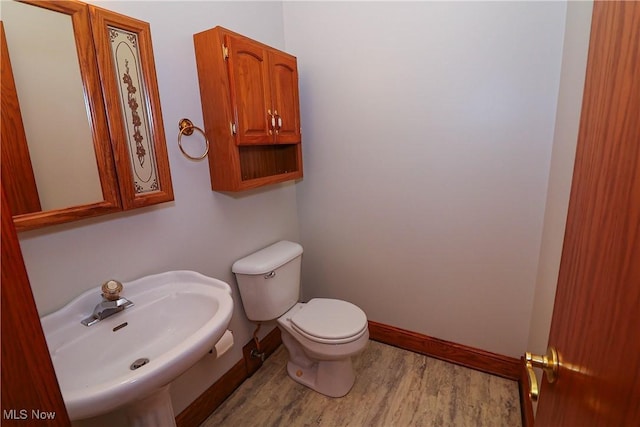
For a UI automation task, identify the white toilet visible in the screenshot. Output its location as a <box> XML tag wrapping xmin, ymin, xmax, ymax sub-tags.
<box><xmin>232</xmin><ymin>240</ymin><xmax>369</xmax><ymax>397</ymax></box>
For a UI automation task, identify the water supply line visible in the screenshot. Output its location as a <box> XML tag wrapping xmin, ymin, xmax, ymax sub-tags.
<box><xmin>251</xmin><ymin>323</ymin><xmax>266</xmax><ymax>361</ymax></box>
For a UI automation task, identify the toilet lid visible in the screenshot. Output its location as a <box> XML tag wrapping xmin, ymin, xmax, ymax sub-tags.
<box><xmin>290</xmin><ymin>298</ymin><xmax>367</xmax><ymax>343</ymax></box>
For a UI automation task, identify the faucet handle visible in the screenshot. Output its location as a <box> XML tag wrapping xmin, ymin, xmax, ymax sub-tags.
<box><xmin>101</xmin><ymin>280</ymin><xmax>123</xmax><ymax>301</ymax></box>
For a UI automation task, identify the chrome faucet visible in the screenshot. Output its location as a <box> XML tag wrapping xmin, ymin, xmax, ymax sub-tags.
<box><xmin>81</xmin><ymin>280</ymin><xmax>134</xmax><ymax>326</ymax></box>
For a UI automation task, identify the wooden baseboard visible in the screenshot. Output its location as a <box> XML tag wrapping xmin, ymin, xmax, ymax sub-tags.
<box><xmin>368</xmin><ymin>320</ymin><xmax>521</xmax><ymax>380</ymax></box>
<box><xmin>519</xmin><ymin>356</ymin><xmax>535</xmax><ymax>427</ymax></box>
<box><xmin>175</xmin><ymin>327</ymin><xmax>282</xmax><ymax>427</ymax></box>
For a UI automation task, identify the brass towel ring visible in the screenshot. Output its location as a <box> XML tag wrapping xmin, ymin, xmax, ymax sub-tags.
<box><xmin>178</xmin><ymin>118</ymin><xmax>209</xmax><ymax>160</ymax></box>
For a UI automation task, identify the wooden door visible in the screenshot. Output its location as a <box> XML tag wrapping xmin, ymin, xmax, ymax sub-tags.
<box><xmin>226</xmin><ymin>35</ymin><xmax>273</xmax><ymax>145</ymax></box>
<box><xmin>535</xmin><ymin>2</ymin><xmax>640</xmax><ymax>425</ymax></box>
<box><xmin>1</xmin><ymin>184</ymin><xmax>70</xmax><ymax>425</ymax></box>
<box><xmin>269</xmin><ymin>51</ymin><xmax>301</xmax><ymax>144</ymax></box>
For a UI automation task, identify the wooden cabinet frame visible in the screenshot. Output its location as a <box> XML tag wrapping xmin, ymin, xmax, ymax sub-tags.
<box><xmin>224</xmin><ymin>35</ymin><xmax>301</xmax><ymax>145</ymax></box>
<box><xmin>90</xmin><ymin>5</ymin><xmax>173</xmax><ymax>209</ymax></box>
<box><xmin>194</xmin><ymin>26</ymin><xmax>303</xmax><ymax>191</ymax></box>
<box><xmin>2</xmin><ymin>1</ymin><xmax>122</xmax><ymax>230</ymax></box>
<box><xmin>1</xmin><ymin>0</ymin><xmax>173</xmax><ymax>231</ymax></box>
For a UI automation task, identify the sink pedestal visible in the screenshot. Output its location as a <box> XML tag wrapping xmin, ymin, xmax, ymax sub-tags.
<box><xmin>125</xmin><ymin>385</ymin><xmax>176</xmax><ymax>427</ymax></box>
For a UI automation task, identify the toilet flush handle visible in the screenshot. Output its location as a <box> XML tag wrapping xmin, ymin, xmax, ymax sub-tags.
<box><xmin>264</xmin><ymin>271</ymin><xmax>276</xmax><ymax>279</ymax></box>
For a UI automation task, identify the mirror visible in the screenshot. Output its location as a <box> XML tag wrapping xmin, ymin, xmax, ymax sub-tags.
<box><xmin>1</xmin><ymin>0</ymin><xmax>121</xmax><ymax>229</ymax></box>
<box><xmin>1</xmin><ymin>0</ymin><xmax>173</xmax><ymax>232</ymax></box>
<box><xmin>3</xmin><ymin>1</ymin><xmax>104</xmax><ymax>211</ymax></box>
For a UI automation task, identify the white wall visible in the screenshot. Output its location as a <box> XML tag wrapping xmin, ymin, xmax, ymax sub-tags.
<box><xmin>11</xmin><ymin>0</ymin><xmax>592</xmax><ymax>422</ymax></box>
<box><xmin>284</xmin><ymin>1</ymin><xmax>568</xmax><ymax>358</ymax></box>
<box><xmin>527</xmin><ymin>1</ymin><xmax>593</xmax><ymax>410</ymax></box>
<box><xmin>16</xmin><ymin>1</ymin><xmax>297</xmax><ymax>423</ymax></box>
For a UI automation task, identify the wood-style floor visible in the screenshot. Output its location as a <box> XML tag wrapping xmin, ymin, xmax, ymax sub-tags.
<box><xmin>201</xmin><ymin>340</ymin><xmax>522</xmax><ymax>427</ymax></box>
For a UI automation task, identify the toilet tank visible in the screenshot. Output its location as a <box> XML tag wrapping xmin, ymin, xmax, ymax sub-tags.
<box><xmin>232</xmin><ymin>241</ymin><xmax>303</xmax><ymax>322</ymax></box>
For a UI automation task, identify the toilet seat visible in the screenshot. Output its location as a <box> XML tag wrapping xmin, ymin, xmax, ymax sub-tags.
<box><xmin>289</xmin><ymin>298</ymin><xmax>368</xmax><ymax>344</ymax></box>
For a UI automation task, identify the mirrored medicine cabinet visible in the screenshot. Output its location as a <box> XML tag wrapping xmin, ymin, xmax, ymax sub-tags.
<box><xmin>1</xmin><ymin>0</ymin><xmax>173</xmax><ymax>232</ymax></box>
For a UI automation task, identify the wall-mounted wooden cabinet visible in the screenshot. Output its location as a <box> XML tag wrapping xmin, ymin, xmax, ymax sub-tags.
<box><xmin>194</xmin><ymin>26</ymin><xmax>303</xmax><ymax>191</ymax></box>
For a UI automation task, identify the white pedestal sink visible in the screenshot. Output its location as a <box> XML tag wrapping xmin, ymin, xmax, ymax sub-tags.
<box><xmin>40</xmin><ymin>271</ymin><xmax>234</xmax><ymax>423</ymax></box>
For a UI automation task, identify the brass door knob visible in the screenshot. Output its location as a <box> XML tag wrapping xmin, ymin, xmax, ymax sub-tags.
<box><xmin>524</xmin><ymin>347</ymin><xmax>559</xmax><ymax>401</ymax></box>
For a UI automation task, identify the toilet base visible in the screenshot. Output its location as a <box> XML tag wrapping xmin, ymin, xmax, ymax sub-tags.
<box><xmin>280</xmin><ymin>327</ymin><xmax>360</xmax><ymax>397</ymax></box>
<box><xmin>285</xmin><ymin>357</ymin><xmax>356</xmax><ymax>398</ymax></box>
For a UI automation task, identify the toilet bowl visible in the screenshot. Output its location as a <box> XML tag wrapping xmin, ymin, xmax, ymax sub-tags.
<box><xmin>276</xmin><ymin>299</ymin><xmax>369</xmax><ymax>397</ymax></box>
<box><xmin>232</xmin><ymin>241</ymin><xmax>369</xmax><ymax>397</ymax></box>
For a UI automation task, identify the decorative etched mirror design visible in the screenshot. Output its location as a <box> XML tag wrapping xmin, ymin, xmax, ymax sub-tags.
<box><xmin>90</xmin><ymin>6</ymin><xmax>173</xmax><ymax>209</ymax></box>
<box><xmin>0</xmin><ymin>0</ymin><xmax>173</xmax><ymax>231</ymax></box>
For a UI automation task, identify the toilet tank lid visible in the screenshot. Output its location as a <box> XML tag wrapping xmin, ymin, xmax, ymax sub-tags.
<box><xmin>232</xmin><ymin>241</ymin><xmax>303</xmax><ymax>275</ymax></box>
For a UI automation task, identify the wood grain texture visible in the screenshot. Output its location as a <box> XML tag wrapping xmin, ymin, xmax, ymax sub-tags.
<box><xmin>89</xmin><ymin>4</ymin><xmax>173</xmax><ymax>210</ymax></box>
<box><xmin>536</xmin><ymin>2</ymin><xmax>640</xmax><ymax>425</ymax></box>
<box><xmin>202</xmin><ymin>341</ymin><xmax>521</xmax><ymax>427</ymax></box>
<box><xmin>180</xmin><ymin>323</ymin><xmax>523</xmax><ymax>425</ymax></box>
<box><xmin>1</xmin><ymin>184</ymin><xmax>70</xmax><ymax>426</ymax></box>
<box><xmin>193</xmin><ymin>30</ymin><xmax>240</xmax><ymax>191</ymax></box>
<box><xmin>5</xmin><ymin>0</ymin><xmax>122</xmax><ymax>231</ymax></box>
<box><xmin>175</xmin><ymin>359</ymin><xmax>246</xmax><ymax>427</ymax></box>
<box><xmin>238</xmin><ymin>145</ymin><xmax>301</xmax><ymax>181</ymax></box>
<box><xmin>13</xmin><ymin>200</ymin><xmax>125</xmax><ymax>232</ymax></box>
<box><xmin>269</xmin><ymin>51</ymin><xmax>301</xmax><ymax>144</ymax></box>
<box><xmin>5</xmin><ymin>0</ymin><xmax>173</xmax><ymax>230</ymax></box>
<box><xmin>226</xmin><ymin>34</ymin><xmax>273</xmax><ymax>145</ymax></box>
<box><xmin>225</xmin><ymin>30</ymin><xmax>301</xmax><ymax>146</ymax></box>
<box><xmin>193</xmin><ymin>27</ymin><xmax>240</xmax><ymax>191</ymax></box>
<box><xmin>175</xmin><ymin>327</ymin><xmax>282</xmax><ymax>427</ymax></box>
<box><xmin>368</xmin><ymin>321</ymin><xmax>521</xmax><ymax>381</ymax></box>
<box><xmin>0</xmin><ymin>22</ymin><xmax>41</xmax><ymax>215</ymax></box>
<box><xmin>193</xmin><ymin>26</ymin><xmax>302</xmax><ymax>191</ymax></box>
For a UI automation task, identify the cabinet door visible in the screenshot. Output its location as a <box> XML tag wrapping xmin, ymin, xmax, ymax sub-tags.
<box><xmin>90</xmin><ymin>6</ymin><xmax>174</xmax><ymax>210</ymax></box>
<box><xmin>226</xmin><ymin>35</ymin><xmax>273</xmax><ymax>144</ymax></box>
<box><xmin>269</xmin><ymin>51</ymin><xmax>301</xmax><ymax>143</ymax></box>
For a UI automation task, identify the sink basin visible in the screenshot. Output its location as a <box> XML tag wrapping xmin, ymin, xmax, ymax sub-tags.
<box><xmin>40</xmin><ymin>270</ymin><xmax>233</xmax><ymax>421</ymax></box>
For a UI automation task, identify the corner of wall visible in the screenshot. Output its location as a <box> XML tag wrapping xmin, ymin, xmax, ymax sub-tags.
<box><xmin>526</xmin><ymin>0</ymin><xmax>593</xmax><ymax>371</ymax></box>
